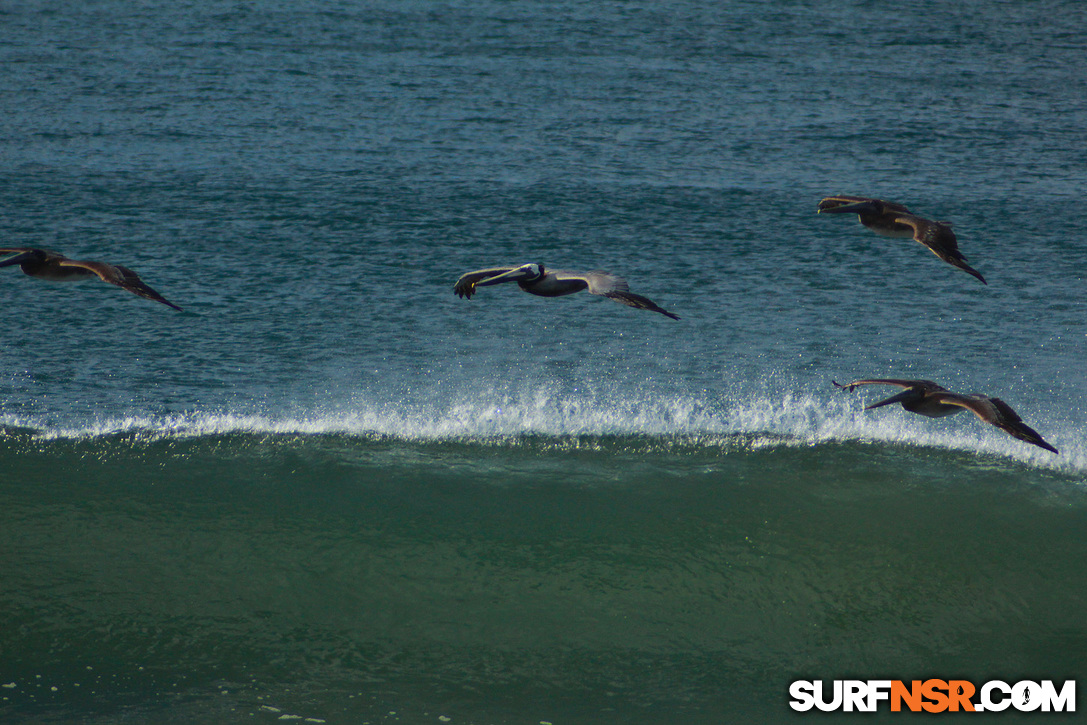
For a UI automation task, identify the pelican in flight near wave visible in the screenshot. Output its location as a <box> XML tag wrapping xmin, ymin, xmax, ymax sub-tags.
<box><xmin>833</xmin><ymin>378</ymin><xmax>1058</xmax><ymax>453</ymax></box>
<box><xmin>817</xmin><ymin>195</ymin><xmax>986</xmax><ymax>284</ymax></box>
<box><xmin>0</xmin><ymin>247</ymin><xmax>182</xmax><ymax>310</ymax></box>
<box><xmin>454</xmin><ymin>263</ymin><xmax>679</xmax><ymax>319</ymax></box>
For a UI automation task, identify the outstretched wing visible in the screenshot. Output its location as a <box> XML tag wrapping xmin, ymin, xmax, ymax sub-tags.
<box><xmin>57</xmin><ymin>259</ymin><xmax>182</xmax><ymax>310</ymax></box>
<box><xmin>453</xmin><ymin>266</ymin><xmax>519</xmax><ymax>299</ymax></box>
<box><xmin>928</xmin><ymin>392</ymin><xmax>1059</xmax><ymax>453</ymax></box>
<box><xmin>926</xmin><ymin>391</ymin><xmax>1007</xmax><ymax>421</ymax></box>
<box><xmin>891</xmin><ymin>214</ymin><xmax>986</xmax><ymax>284</ymax></box>
<box><xmin>832</xmin><ymin>378</ymin><xmax>944</xmax><ymax>393</ymax></box>
<box><xmin>580</xmin><ymin>270</ymin><xmax>629</xmax><ymax>297</ymax></box>
<box><xmin>582</xmin><ymin>271</ymin><xmax>679</xmax><ymax>320</ymax></box>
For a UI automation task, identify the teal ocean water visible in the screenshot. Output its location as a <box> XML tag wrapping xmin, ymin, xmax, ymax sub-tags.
<box><xmin>2</xmin><ymin>1</ymin><xmax>1086</xmax><ymax>723</ymax></box>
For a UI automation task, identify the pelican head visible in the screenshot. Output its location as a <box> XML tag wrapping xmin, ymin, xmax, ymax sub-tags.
<box><xmin>864</xmin><ymin>388</ymin><xmax>925</xmax><ymax>410</ymax></box>
<box><xmin>476</xmin><ymin>263</ymin><xmax>545</xmax><ymax>287</ymax></box>
<box><xmin>0</xmin><ymin>249</ymin><xmax>47</xmax><ymax>269</ymax></box>
<box><xmin>817</xmin><ymin>198</ymin><xmax>882</xmax><ymax>215</ymax></box>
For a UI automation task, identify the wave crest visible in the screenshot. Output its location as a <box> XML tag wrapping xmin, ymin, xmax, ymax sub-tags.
<box><xmin>1</xmin><ymin>385</ymin><xmax>1080</xmax><ymax>471</ymax></box>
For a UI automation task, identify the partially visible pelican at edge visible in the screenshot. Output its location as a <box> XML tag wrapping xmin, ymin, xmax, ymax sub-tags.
<box><xmin>817</xmin><ymin>195</ymin><xmax>987</xmax><ymax>284</ymax></box>
<box><xmin>833</xmin><ymin>378</ymin><xmax>1058</xmax><ymax>453</ymax></box>
<box><xmin>0</xmin><ymin>247</ymin><xmax>182</xmax><ymax>310</ymax></box>
<box><xmin>454</xmin><ymin>263</ymin><xmax>679</xmax><ymax>319</ymax></box>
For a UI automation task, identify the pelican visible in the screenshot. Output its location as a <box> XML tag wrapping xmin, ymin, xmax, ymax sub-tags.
<box><xmin>833</xmin><ymin>378</ymin><xmax>1058</xmax><ymax>453</ymax></box>
<box><xmin>0</xmin><ymin>247</ymin><xmax>182</xmax><ymax>310</ymax></box>
<box><xmin>453</xmin><ymin>263</ymin><xmax>679</xmax><ymax>319</ymax></box>
<box><xmin>817</xmin><ymin>195</ymin><xmax>986</xmax><ymax>284</ymax></box>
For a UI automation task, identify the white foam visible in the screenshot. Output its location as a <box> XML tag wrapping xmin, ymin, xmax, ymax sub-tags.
<box><xmin>1</xmin><ymin>385</ymin><xmax>1082</xmax><ymax>472</ymax></box>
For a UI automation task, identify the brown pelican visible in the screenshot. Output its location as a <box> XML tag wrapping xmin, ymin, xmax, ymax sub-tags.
<box><xmin>454</xmin><ymin>263</ymin><xmax>679</xmax><ymax>319</ymax></box>
<box><xmin>833</xmin><ymin>378</ymin><xmax>1058</xmax><ymax>453</ymax></box>
<box><xmin>817</xmin><ymin>195</ymin><xmax>986</xmax><ymax>284</ymax></box>
<box><xmin>0</xmin><ymin>247</ymin><xmax>182</xmax><ymax>310</ymax></box>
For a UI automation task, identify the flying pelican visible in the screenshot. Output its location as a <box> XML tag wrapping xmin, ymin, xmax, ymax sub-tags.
<box><xmin>833</xmin><ymin>378</ymin><xmax>1058</xmax><ymax>453</ymax></box>
<box><xmin>453</xmin><ymin>263</ymin><xmax>679</xmax><ymax>319</ymax></box>
<box><xmin>817</xmin><ymin>195</ymin><xmax>986</xmax><ymax>284</ymax></box>
<box><xmin>0</xmin><ymin>247</ymin><xmax>182</xmax><ymax>310</ymax></box>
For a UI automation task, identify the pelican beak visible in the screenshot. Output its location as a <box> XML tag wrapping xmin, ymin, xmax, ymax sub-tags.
<box><xmin>1036</xmin><ymin>439</ymin><xmax>1060</xmax><ymax>455</ymax></box>
<box><xmin>818</xmin><ymin>199</ymin><xmax>878</xmax><ymax>215</ymax></box>
<box><xmin>476</xmin><ymin>267</ymin><xmax>532</xmax><ymax>287</ymax></box>
<box><xmin>0</xmin><ymin>251</ymin><xmax>37</xmax><ymax>268</ymax></box>
<box><xmin>865</xmin><ymin>389</ymin><xmax>920</xmax><ymax>410</ymax></box>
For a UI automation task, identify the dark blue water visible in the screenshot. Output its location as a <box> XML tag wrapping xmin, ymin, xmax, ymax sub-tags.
<box><xmin>2</xmin><ymin>1</ymin><xmax>1086</xmax><ymax>723</ymax></box>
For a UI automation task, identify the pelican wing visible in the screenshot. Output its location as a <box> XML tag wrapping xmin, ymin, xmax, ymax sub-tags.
<box><xmin>579</xmin><ymin>270</ymin><xmax>628</xmax><ymax>296</ymax></box>
<box><xmin>928</xmin><ymin>392</ymin><xmax>1058</xmax><ymax>453</ymax></box>
<box><xmin>927</xmin><ymin>392</ymin><xmax>1004</xmax><ymax>421</ymax></box>
<box><xmin>453</xmin><ymin>266</ymin><xmax>520</xmax><ymax>299</ymax></box>
<box><xmin>833</xmin><ymin>378</ymin><xmax>945</xmax><ymax>393</ymax></box>
<box><xmin>817</xmin><ymin>196</ymin><xmax>911</xmax><ymax>214</ymax></box>
<box><xmin>56</xmin><ymin>259</ymin><xmax>182</xmax><ymax>310</ymax></box>
<box><xmin>891</xmin><ymin>214</ymin><xmax>986</xmax><ymax>284</ymax></box>
<box><xmin>578</xmin><ymin>270</ymin><xmax>679</xmax><ymax>320</ymax></box>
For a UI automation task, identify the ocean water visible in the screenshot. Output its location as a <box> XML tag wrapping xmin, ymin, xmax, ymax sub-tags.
<box><xmin>2</xmin><ymin>1</ymin><xmax>1085</xmax><ymax>723</ymax></box>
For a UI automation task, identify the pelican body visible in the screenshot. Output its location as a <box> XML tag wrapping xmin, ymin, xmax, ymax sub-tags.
<box><xmin>453</xmin><ymin>263</ymin><xmax>679</xmax><ymax>319</ymax></box>
<box><xmin>817</xmin><ymin>195</ymin><xmax>986</xmax><ymax>284</ymax></box>
<box><xmin>0</xmin><ymin>247</ymin><xmax>182</xmax><ymax>310</ymax></box>
<box><xmin>834</xmin><ymin>378</ymin><xmax>1058</xmax><ymax>453</ymax></box>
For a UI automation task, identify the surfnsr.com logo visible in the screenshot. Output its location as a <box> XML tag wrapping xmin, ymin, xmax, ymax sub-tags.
<box><xmin>789</xmin><ymin>679</ymin><xmax>1075</xmax><ymax>713</ymax></box>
